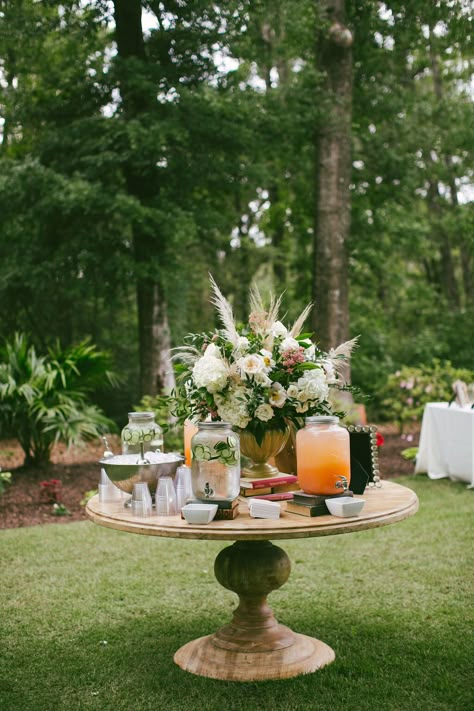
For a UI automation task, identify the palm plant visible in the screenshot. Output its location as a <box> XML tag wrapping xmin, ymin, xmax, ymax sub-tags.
<box><xmin>0</xmin><ymin>334</ymin><xmax>119</xmax><ymax>466</ymax></box>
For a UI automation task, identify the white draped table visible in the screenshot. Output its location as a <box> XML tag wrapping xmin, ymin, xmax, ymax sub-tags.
<box><xmin>415</xmin><ymin>402</ymin><xmax>474</xmax><ymax>486</ymax></box>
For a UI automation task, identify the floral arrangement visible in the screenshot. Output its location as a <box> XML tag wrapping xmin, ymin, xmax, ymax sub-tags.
<box><xmin>170</xmin><ymin>277</ymin><xmax>357</xmax><ymax>444</ymax></box>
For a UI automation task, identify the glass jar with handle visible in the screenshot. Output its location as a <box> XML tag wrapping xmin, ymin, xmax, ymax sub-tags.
<box><xmin>296</xmin><ymin>416</ymin><xmax>351</xmax><ymax>495</ymax></box>
<box><xmin>191</xmin><ymin>422</ymin><xmax>240</xmax><ymax>503</ymax></box>
<box><xmin>121</xmin><ymin>412</ymin><xmax>164</xmax><ymax>455</ymax></box>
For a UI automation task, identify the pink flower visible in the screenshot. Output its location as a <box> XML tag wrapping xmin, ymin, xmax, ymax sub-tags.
<box><xmin>282</xmin><ymin>346</ymin><xmax>305</xmax><ymax>369</ymax></box>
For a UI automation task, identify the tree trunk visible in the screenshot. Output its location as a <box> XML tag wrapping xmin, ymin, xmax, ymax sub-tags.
<box><xmin>312</xmin><ymin>1</ymin><xmax>353</xmax><ymax>361</ymax></box>
<box><xmin>429</xmin><ymin>35</ymin><xmax>469</xmax><ymax>305</ymax></box>
<box><xmin>113</xmin><ymin>0</ymin><xmax>175</xmax><ymax>397</ymax></box>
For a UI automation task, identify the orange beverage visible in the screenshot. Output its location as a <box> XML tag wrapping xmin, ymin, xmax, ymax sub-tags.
<box><xmin>184</xmin><ymin>420</ymin><xmax>199</xmax><ymax>466</ymax></box>
<box><xmin>296</xmin><ymin>416</ymin><xmax>351</xmax><ymax>494</ymax></box>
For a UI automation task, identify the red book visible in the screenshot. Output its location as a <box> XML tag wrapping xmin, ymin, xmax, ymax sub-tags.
<box><xmin>251</xmin><ymin>492</ymin><xmax>295</xmax><ymax>501</ymax></box>
<box><xmin>240</xmin><ymin>474</ymin><xmax>298</xmax><ymax>490</ymax></box>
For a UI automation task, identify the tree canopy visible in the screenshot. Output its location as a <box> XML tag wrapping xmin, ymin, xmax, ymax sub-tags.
<box><xmin>0</xmin><ymin>0</ymin><xmax>472</xmax><ymax>418</ymax></box>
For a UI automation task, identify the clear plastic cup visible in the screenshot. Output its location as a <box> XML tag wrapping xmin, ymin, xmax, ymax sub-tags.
<box><xmin>156</xmin><ymin>476</ymin><xmax>177</xmax><ymax>516</ymax></box>
<box><xmin>175</xmin><ymin>465</ymin><xmax>192</xmax><ymax>510</ymax></box>
<box><xmin>99</xmin><ymin>468</ymin><xmax>124</xmax><ymax>503</ymax></box>
<box><xmin>131</xmin><ymin>482</ymin><xmax>153</xmax><ymax>516</ymax></box>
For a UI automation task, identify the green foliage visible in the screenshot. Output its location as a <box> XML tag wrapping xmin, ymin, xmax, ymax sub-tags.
<box><xmin>401</xmin><ymin>447</ymin><xmax>419</xmax><ymax>461</ymax></box>
<box><xmin>0</xmin><ymin>469</ymin><xmax>12</xmax><ymax>496</ymax></box>
<box><xmin>380</xmin><ymin>359</ymin><xmax>474</xmax><ymax>431</ymax></box>
<box><xmin>0</xmin><ymin>333</ymin><xmax>118</xmax><ymax>466</ymax></box>
<box><xmin>51</xmin><ymin>503</ymin><xmax>71</xmax><ymax>517</ymax></box>
<box><xmin>80</xmin><ymin>489</ymin><xmax>98</xmax><ymax>507</ymax></box>
<box><xmin>0</xmin><ymin>1</ymin><xmax>472</xmax><ymax>415</ymax></box>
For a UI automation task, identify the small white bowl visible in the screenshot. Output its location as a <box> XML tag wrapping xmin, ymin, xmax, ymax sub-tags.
<box><xmin>325</xmin><ymin>496</ymin><xmax>365</xmax><ymax>518</ymax></box>
<box><xmin>181</xmin><ymin>503</ymin><xmax>218</xmax><ymax>524</ymax></box>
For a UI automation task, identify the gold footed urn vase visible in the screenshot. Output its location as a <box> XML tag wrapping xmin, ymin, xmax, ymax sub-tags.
<box><xmin>239</xmin><ymin>428</ymin><xmax>290</xmax><ymax>479</ymax></box>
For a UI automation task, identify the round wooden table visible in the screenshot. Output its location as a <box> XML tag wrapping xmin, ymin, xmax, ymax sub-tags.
<box><xmin>86</xmin><ymin>480</ymin><xmax>418</xmax><ymax>682</ymax></box>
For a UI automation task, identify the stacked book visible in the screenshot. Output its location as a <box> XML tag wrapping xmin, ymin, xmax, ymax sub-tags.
<box><xmin>285</xmin><ymin>490</ymin><xmax>353</xmax><ymax>517</ymax></box>
<box><xmin>239</xmin><ymin>473</ymin><xmax>299</xmax><ymax>499</ymax></box>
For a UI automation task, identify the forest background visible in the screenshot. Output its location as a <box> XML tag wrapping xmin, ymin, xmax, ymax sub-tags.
<box><xmin>0</xmin><ymin>0</ymin><xmax>472</xmax><ymax>428</ymax></box>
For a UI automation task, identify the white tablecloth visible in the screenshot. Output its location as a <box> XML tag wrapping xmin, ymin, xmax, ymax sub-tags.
<box><xmin>415</xmin><ymin>402</ymin><xmax>474</xmax><ymax>486</ymax></box>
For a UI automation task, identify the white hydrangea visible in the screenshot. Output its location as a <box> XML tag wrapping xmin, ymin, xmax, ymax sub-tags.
<box><xmin>214</xmin><ymin>387</ymin><xmax>250</xmax><ymax>429</ymax></box>
<box><xmin>192</xmin><ymin>355</ymin><xmax>228</xmax><ymax>393</ymax></box>
<box><xmin>255</xmin><ymin>403</ymin><xmax>274</xmax><ymax>422</ymax></box>
<box><xmin>296</xmin><ymin>369</ymin><xmax>329</xmax><ymax>403</ymax></box>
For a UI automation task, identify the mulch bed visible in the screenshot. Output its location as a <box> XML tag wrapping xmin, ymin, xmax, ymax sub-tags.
<box><xmin>0</xmin><ymin>425</ymin><xmax>419</xmax><ymax>530</ymax></box>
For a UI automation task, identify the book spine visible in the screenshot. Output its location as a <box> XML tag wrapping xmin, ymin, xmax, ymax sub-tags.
<box><xmin>285</xmin><ymin>503</ymin><xmax>328</xmax><ymax>517</ymax></box>
<box><xmin>241</xmin><ymin>475</ymin><xmax>298</xmax><ymax>489</ymax></box>
<box><xmin>239</xmin><ymin>487</ymin><xmax>273</xmax><ymax>497</ymax></box>
<box><xmin>252</xmin><ymin>492</ymin><xmax>294</xmax><ymax>501</ymax></box>
<box><xmin>215</xmin><ymin>507</ymin><xmax>239</xmax><ymax>520</ymax></box>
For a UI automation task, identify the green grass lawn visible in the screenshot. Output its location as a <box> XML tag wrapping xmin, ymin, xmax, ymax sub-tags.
<box><xmin>1</xmin><ymin>476</ymin><xmax>472</xmax><ymax>711</ymax></box>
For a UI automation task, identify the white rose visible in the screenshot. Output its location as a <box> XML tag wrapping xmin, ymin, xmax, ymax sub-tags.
<box><xmin>255</xmin><ymin>403</ymin><xmax>274</xmax><ymax>422</ymax></box>
<box><xmin>269</xmin><ymin>383</ymin><xmax>287</xmax><ymax>408</ymax></box>
<box><xmin>270</xmin><ymin>321</ymin><xmax>288</xmax><ymax>338</ymax></box>
<box><xmin>304</xmin><ymin>344</ymin><xmax>316</xmax><ymax>361</ymax></box>
<box><xmin>234</xmin><ymin>336</ymin><xmax>250</xmax><ymax>355</ymax></box>
<box><xmin>237</xmin><ymin>354</ymin><xmax>265</xmax><ymax>377</ymax></box>
<box><xmin>253</xmin><ymin>371</ymin><xmax>273</xmax><ymax>387</ymax></box>
<box><xmin>296</xmin><ymin>401</ymin><xmax>310</xmax><ymax>413</ymax></box>
<box><xmin>204</xmin><ymin>343</ymin><xmax>221</xmax><ymax>359</ymax></box>
<box><xmin>287</xmin><ymin>384</ymin><xmax>298</xmax><ymax>398</ymax></box>
<box><xmin>280</xmin><ymin>337</ymin><xmax>299</xmax><ymax>353</ymax></box>
<box><xmin>192</xmin><ymin>356</ymin><xmax>228</xmax><ymax>393</ymax></box>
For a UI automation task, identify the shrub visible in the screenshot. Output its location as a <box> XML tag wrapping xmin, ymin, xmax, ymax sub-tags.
<box><xmin>380</xmin><ymin>359</ymin><xmax>474</xmax><ymax>432</ymax></box>
<box><xmin>0</xmin><ymin>469</ymin><xmax>12</xmax><ymax>496</ymax></box>
<box><xmin>0</xmin><ymin>333</ymin><xmax>119</xmax><ymax>466</ymax></box>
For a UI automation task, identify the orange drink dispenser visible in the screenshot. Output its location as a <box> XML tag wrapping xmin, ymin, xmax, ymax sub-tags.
<box><xmin>184</xmin><ymin>420</ymin><xmax>199</xmax><ymax>467</ymax></box>
<box><xmin>296</xmin><ymin>416</ymin><xmax>351</xmax><ymax>495</ymax></box>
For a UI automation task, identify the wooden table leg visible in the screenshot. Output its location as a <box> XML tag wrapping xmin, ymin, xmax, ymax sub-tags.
<box><xmin>174</xmin><ymin>540</ymin><xmax>335</xmax><ymax>681</ymax></box>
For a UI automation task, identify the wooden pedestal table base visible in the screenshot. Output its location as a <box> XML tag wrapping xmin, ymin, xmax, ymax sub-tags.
<box><xmin>86</xmin><ymin>481</ymin><xmax>418</xmax><ymax>682</ymax></box>
<box><xmin>174</xmin><ymin>540</ymin><xmax>334</xmax><ymax>681</ymax></box>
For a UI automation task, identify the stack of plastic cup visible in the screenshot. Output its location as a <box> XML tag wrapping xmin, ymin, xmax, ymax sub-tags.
<box><xmin>131</xmin><ymin>482</ymin><xmax>153</xmax><ymax>516</ymax></box>
<box><xmin>98</xmin><ymin>437</ymin><xmax>124</xmax><ymax>503</ymax></box>
<box><xmin>98</xmin><ymin>468</ymin><xmax>125</xmax><ymax>503</ymax></box>
<box><xmin>156</xmin><ymin>476</ymin><xmax>177</xmax><ymax>515</ymax></box>
<box><xmin>175</xmin><ymin>465</ymin><xmax>192</xmax><ymax>511</ymax></box>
